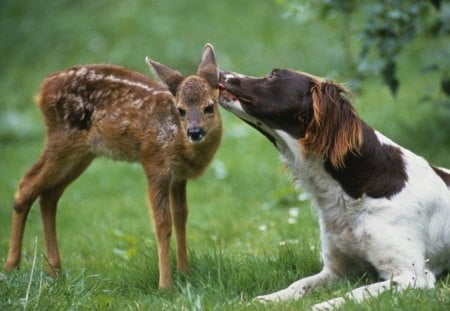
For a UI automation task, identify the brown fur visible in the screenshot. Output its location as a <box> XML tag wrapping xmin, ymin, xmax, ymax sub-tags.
<box><xmin>302</xmin><ymin>81</ymin><xmax>363</xmax><ymax>168</ymax></box>
<box><xmin>4</xmin><ymin>44</ymin><xmax>222</xmax><ymax>289</ymax></box>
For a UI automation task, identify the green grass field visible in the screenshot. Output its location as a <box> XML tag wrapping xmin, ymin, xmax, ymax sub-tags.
<box><xmin>1</xmin><ymin>1</ymin><xmax>449</xmax><ymax>310</ymax></box>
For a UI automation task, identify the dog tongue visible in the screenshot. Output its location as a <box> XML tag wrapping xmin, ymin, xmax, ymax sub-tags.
<box><xmin>218</xmin><ymin>82</ymin><xmax>226</xmax><ymax>90</ymax></box>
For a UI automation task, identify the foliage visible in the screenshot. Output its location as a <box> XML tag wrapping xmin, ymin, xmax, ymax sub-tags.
<box><xmin>279</xmin><ymin>0</ymin><xmax>450</xmax><ymax>97</ymax></box>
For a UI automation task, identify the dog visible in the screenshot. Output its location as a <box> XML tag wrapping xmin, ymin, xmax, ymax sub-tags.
<box><xmin>218</xmin><ymin>68</ymin><xmax>450</xmax><ymax>309</ymax></box>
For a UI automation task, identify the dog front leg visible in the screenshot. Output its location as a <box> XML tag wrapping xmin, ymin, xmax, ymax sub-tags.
<box><xmin>311</xmin><ymin>278</ymin><xmax>408</xmax><ymax>310</ymax></box>
<box><xmin>312</xmin><ymin>268</ymin><xmax>437</xmax><ymax>310</ymax></box>
<box><xmin>311</xmin><ymin>278</ymin><xmax>414</xmax><ymax>311</ymax></box>
<box><xmin>256</xmin><ymin>268</ymin><xmax>337</xmax><ymax>302</ymax></box>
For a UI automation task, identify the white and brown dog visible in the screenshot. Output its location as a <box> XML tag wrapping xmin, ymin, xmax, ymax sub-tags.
<box><xmin>219</xmin><ymin>69</ymin><xmax>450</xmax><ymax>309</ymax></box>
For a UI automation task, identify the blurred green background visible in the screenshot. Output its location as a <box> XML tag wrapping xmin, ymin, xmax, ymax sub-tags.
<box><xmin>1</xmin><ymin>0</ymin><xmax>449</xmax><ymax>160</ymax></box>
<box><xmin>1</xmin><ymin>0</ymin><xmax>449</xmax><ymax>310</ymax></box>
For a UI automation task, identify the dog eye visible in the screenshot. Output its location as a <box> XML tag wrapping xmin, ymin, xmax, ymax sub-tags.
<box><xmin>178</xmin><ymin>107</ymin><xmax>186</xmax><ymax>117</ymax></box>
<box><xmin>268</xmin><ymin>71</ymin><xmax>279</xmax><ymax>80</ymax></box>
<box><xmin>204</xmin><ymin>104</ymin><xmax>214</xmax><ymax>114</ymax></box>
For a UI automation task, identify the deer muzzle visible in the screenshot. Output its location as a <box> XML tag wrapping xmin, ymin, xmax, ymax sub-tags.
<box><xmin>187</xmin><ymin>127</ymin><xmax>206</xmax><ymax>143</ymax></box>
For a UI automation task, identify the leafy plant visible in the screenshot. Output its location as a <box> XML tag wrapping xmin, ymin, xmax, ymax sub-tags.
<box><xmin>279</xmin><ymin>0</ymin><xmax>450</xmax><ymax>98</ymax></box>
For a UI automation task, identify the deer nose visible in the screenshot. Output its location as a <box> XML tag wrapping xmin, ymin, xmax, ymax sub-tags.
<box><xmin>187</xmin><ymin>127</ymin><xmax>206</xmax><ymax>143</ymax></box>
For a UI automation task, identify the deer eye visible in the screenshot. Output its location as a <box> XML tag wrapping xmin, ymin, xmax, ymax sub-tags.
<box><xmin>178</xmin><ymin>107</ymin><xmax>186</xmax><ymax>117</ymax></box>
<box><xmin>204</xmin><ymin>104</ymin><xmax>214</xmax><ymax>114</ymax></box>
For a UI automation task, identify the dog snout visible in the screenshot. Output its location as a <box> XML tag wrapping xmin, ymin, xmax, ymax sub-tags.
<box><xmin>219</xmin><ymin>71</ymin><xmax>240</xmax><ymax>87</ymax></box>
<box><xmin>227</xmin><ymin>77</ymin><xmax>240</xmax><ymax>87</ymax></box>
<box><xmin>187</xmin><ymin>127</ymin><xmax>206</xmax><ymax>142</ymax></box>
<box><xmin>219</xmin><ymin>70</ymin><xmax>230</xmax><ymax>80</ymax></box>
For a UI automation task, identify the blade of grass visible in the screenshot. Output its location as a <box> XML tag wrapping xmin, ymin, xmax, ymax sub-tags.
<box><xmin>23</xmin><ymin>236</ymin><xmax>38</xmax><ymax>311</ymax></box>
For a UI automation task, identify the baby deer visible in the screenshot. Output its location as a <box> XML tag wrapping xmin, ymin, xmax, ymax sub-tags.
<box><xmin>4</xmin><ymin>44</ymin><xmax>222</xmax><ymax>289</ymax></box>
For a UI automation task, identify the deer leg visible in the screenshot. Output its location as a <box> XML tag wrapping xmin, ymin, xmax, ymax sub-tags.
<box><xmin>5</xmin><ymin>152</ymin><xmax>49</xmax><ymax>271</ymax></box>
<box><xmin>170</xmin><ymin>179</ymin><xmax>188</xmax><ymax>274</ymax></box>
<box><xmin>38</xmin><ymin>156</ymin><xmax>93</xmax><ymax>275</ymax></box>
<box><xmin>5</xmin><ymin>207</ymin><xmax>32</xmax><ymax>271</ymax></box>
<box><xmin>5</xmin><ymin>143</ymin><xmax>93</xmax><ymax>274</ymax></box>
<box><xmin>38</xmin><ymin>188</ymin><xmax>63</xmax><ymax>275</ymax></box>
<box><xmin>147</xmin><ymin>174</ymin><xmax>173</xmax><ymax>289</ymax></box>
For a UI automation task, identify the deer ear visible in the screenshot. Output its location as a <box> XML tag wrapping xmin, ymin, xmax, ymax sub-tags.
<box><xmin>145</xmin><ymin>57</ymin><xmax>185</xmax><ymax>96</ymax></box>
<box><xmin>197</xmin><ymin>43</ymin><xmax>219</xmax><ymax>87</ymax></box>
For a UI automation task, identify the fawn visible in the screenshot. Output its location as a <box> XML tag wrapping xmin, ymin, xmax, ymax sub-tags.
<box><xmin>4</xmin><ymin>43</ymin><xmax>222</xmax><ymax>289</ymax></box>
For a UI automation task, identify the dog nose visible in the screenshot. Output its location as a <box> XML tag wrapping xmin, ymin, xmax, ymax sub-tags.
<box><xmin>187</xmin><ymin>127</ymin><xmax>205</xmax><ymax>142</ymax></box>
<box><xmin>219</xmin><ymin>71</ymin><xmax>240</xmax><ymax>88</ymax></box>
<box><xmin>219</xmin><ymin>72</ymin><xmax>227</xmax><ymax>88</ymax></box>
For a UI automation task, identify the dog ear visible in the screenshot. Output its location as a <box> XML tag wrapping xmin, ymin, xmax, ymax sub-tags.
<box><xmin>302</xmin><ymin>81</ymin><xmax>362</xmax><ymax>168</ymax></box>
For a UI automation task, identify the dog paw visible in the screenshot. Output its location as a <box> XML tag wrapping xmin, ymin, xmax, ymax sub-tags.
<box><xmin>312</xmin><ymin>297</ymin><xmax>345</xmax><ymax>311</ymax></box>
<box><xmin>255</xmin><ymin>288</ymin><xmax>295</xmax><ymax>303</ymax></box>
<box><xmin>255</xmin><ymin>294</ymin><xmax>277</xmax><ymax>303</ymax></box>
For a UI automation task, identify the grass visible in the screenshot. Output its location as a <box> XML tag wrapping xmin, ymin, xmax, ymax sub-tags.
<box><xmin>1</xmin><ymin>0</ymin><xmax>450</xmax><ymax>310</ymax></box>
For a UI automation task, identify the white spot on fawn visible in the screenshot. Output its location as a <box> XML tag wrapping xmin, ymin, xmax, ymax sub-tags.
<box><xmin>74</xmin><ymin>69</ymin><xmax>163</xmax><ymax>94</ymax></box>
<box><xmin>157</xmin><ymin>115</ymin><xmax>179</xmax><ymax>145</ymax></box>
<box><xmin>104</xmin><ymin>74</ymin><xmax>155</xmax><ymax>93</ymax></box>
<box><xmin>76</xmin><ymin>67</ymin><xmax>88</xmax><ymax>77</ymax></box>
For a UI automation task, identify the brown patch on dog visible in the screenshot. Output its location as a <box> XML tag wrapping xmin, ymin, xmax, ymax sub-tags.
<box><xmin>431</xmin><ymin>165</ymin><xmax>450</xmax><ymax>187</ymax></box>
<box><xmin>301</xmin><ymin>81</ymin><xmax>363</xmax><ymax>169</ymax></box>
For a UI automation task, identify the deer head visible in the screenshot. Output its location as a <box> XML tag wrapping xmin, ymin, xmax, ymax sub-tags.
<box><xmin>146</xmin><ymin>43</ymin><xmax>221</xmax><ymax>144</ymax></box>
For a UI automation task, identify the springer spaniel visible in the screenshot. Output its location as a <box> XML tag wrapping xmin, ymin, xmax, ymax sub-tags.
<box><xmin>218</xmin><ymin>69</ymin><xmax>450</xmax><ymax>309</ymax></box>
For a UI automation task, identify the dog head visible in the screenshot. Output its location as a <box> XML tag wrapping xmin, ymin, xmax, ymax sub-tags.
<box><xmin>219</xmin><ymin>69</ymin><xmax>363</xmax><ymax>168</ymax></box>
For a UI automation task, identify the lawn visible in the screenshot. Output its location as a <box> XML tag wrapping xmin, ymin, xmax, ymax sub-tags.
<box><xmin>1</xmin><ymin>1</ymin><xmax>449</xmax><ymax>310</ymax></box>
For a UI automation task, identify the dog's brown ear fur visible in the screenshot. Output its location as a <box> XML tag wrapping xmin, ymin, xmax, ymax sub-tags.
<box><xmin>301</xmin><ymin>81</ymin><xmax>363</xmax><ymax>168</ymax></box>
